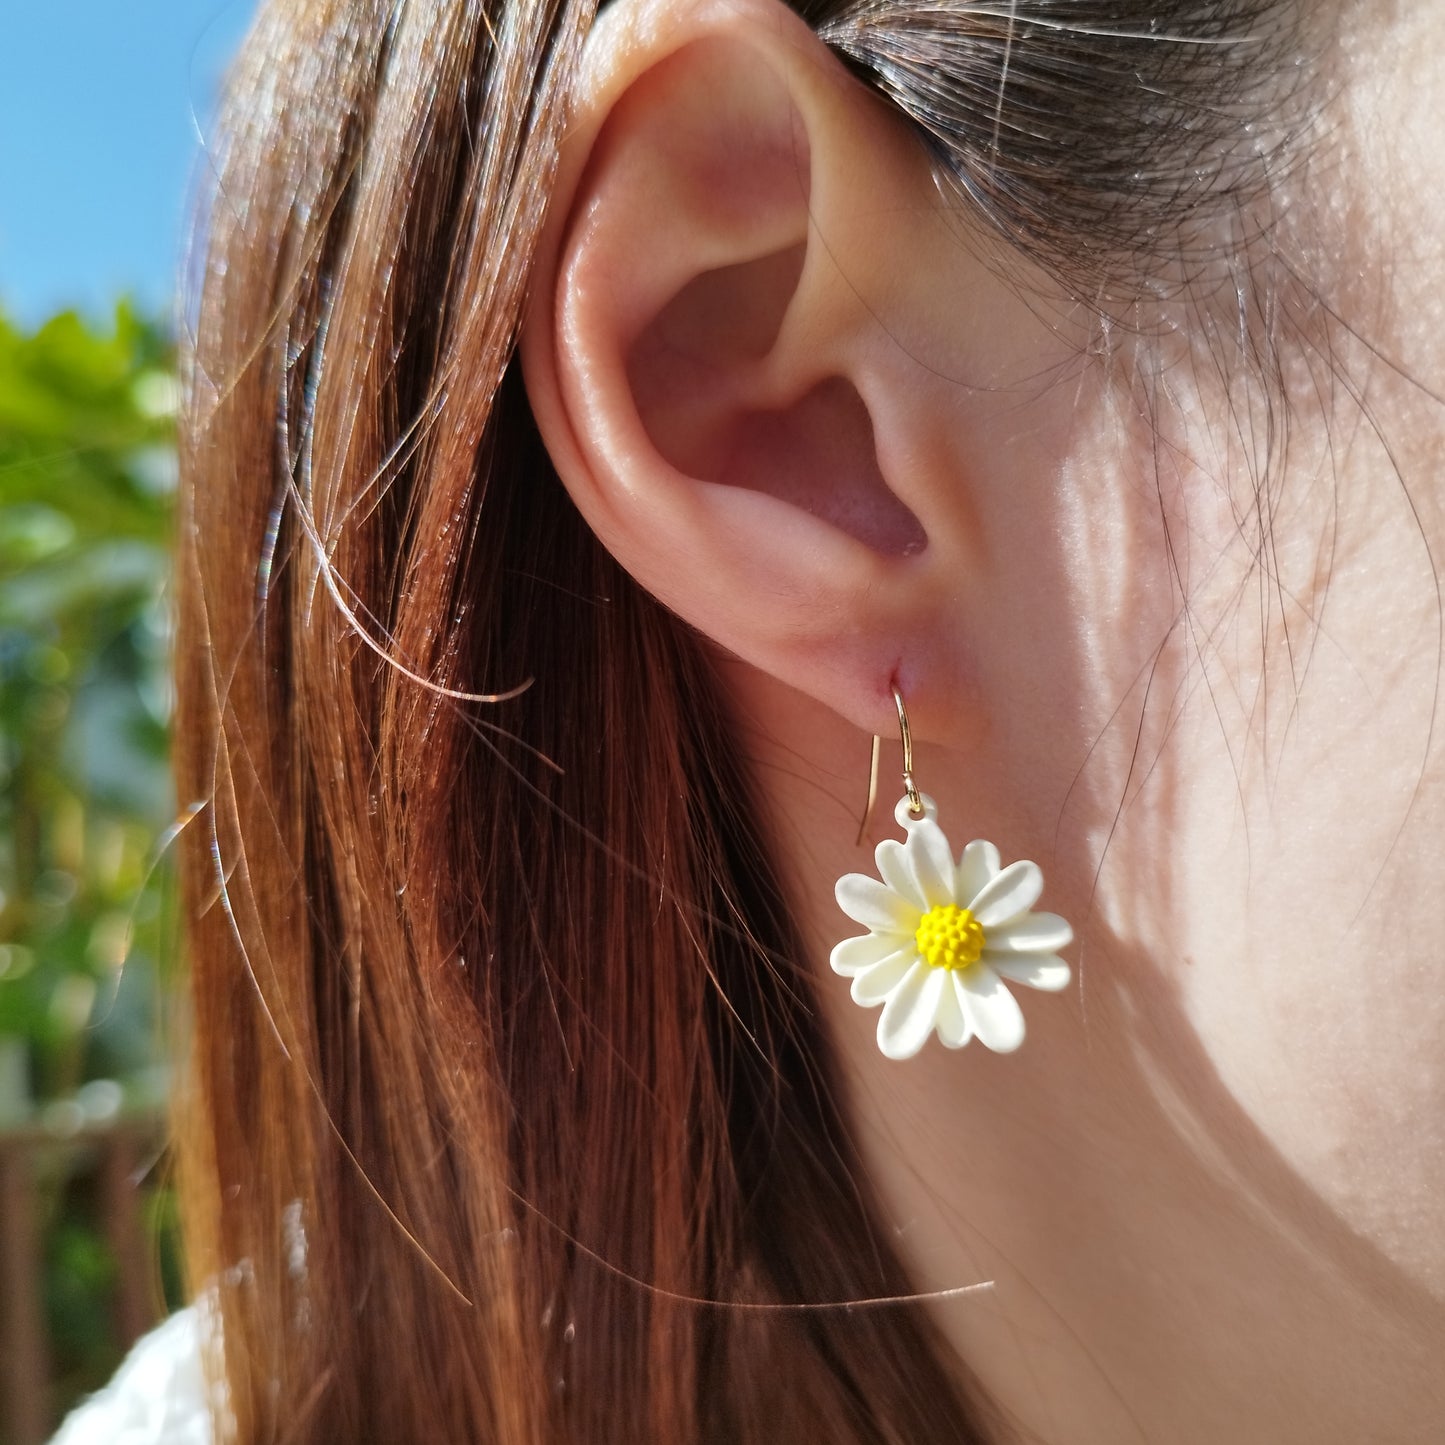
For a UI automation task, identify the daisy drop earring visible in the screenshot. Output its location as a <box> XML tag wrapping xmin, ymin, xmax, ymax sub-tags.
<box><xmin>831</xmin><ymin>689</ymin><xmax>1072</xmax><ymax>1060</ymax></box>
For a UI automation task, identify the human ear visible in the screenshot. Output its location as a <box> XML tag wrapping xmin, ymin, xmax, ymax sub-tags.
<box><xmin>521</xmin><ymin>0</ymin><xmax>1078</xmax><ymax>738</ymax></box>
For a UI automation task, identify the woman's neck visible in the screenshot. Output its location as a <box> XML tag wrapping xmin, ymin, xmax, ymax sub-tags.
<box><xmin>728</xmin><ymin>664</ymin><xmax>1445</xmax><ymax>1445</ymax></box>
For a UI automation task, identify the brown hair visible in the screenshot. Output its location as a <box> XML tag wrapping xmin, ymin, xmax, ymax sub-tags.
<box><xmin>175</xmin><ymin>0</ymin><xmax>1307</xmax><ymax>1440</ymax></box>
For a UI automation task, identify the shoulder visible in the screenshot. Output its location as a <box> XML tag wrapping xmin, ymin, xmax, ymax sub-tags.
<box><xmin>50</xmin><ymin>1307</ymin><xmax>213</xmax><ymax>1445</ymax></box>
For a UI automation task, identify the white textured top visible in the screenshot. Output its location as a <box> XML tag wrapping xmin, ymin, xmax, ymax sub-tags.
<box><xmin>50</xmin><ymin>1308</ymin><xmax>212</xmax><ymax>1445</ymax></box>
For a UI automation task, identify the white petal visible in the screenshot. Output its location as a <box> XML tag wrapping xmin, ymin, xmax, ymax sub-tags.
<box><xmin>985</xmin><ymin>912</ymin><xmax>1073</xmax><ymax>953</ymax></box>
<box><xmin>957</xmin><ymin>966</ymin><xmax>1026</xmax><ymax>1052</ymax></box>
<box><xmin>969</xmin><ymin>860</ymin><xmax>1044</xmax><ymax>928</ymax></box>
<box><xmin>877</xmin><ymin>961</ymin><xmax>947</xmax><ymax>1060</ymax></box>
<box><xmin>956</xmin><ymin>840</ymin><xmax>1001</xmax><ymax>909</ymax></box>
<box><xmin>991</xmin><ymin>954</ymin><xmax>1071</xmax><ymax>992</ymax></box>
<box><xmin>831</xmin><ymin>933</ymin><xmax>909</xmax><ymax>977</ymax></box>
<box><xmin>904</xmin><ymin>817</ymin><xmax>957</xmax><ymax>909</ymax></box>
<box><xmin>835</xmin><ymin>874</ymin><xmax>920</xmax><ymax>933</ymax></box>
<box><xmin>875</xmin><ymin>839</ymin><xmax>926</xmax><ymax>909</ymax></box>
<box><xmin>936</xmin><ymin>974</ymin><xmax>972</xmax><ymax>1049</ymax></box>
<box><xmin>851</xmin><ymin>950</ymin><xmax>916</xmax><ymax>1005</ymax></box>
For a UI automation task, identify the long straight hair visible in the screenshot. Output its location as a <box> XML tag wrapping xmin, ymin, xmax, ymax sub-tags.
<box><xmin>175</xmin><ymin>0</ymin><xmax>998</xmax><ymax>1438</ymax></box>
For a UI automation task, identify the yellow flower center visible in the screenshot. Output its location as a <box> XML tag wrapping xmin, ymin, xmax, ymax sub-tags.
<box><xmin>914</xmin><ymin>904</ymin><xmax>986</xmax><ymax>972</ymax></box>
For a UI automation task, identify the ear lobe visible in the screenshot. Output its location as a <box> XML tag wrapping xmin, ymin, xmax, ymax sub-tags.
<box><xmin>522</xmin><ymin>0</ymin><xmax>974</xmax><ymax>735</ymax></box>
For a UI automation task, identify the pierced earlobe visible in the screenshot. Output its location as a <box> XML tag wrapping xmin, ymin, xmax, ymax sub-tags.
<box><xmin>831</xmin><ymin>691</ymin><xmax>1072</xmax><ymax>1059</ymax></box>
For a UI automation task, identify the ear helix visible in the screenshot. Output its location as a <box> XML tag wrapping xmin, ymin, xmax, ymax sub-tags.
<box><xmin>830</xmin><ymin>688</ymin><xmax>1073</xmax><ymax>1059</ymax></box>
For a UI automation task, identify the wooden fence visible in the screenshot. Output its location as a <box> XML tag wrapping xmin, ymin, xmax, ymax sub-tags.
<box><xmin>0</xmin><ymin>1116</ymin><xmax>163</xmax><ymax>1445</ymax></box>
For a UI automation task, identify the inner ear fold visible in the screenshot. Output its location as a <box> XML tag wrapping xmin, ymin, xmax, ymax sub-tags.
<box><xmin>637</xmin><ymin>244</ymin><xmax>806</xmax><ymax>372</ymax></box>
<box><xmin>629</xmin><ymin>341</ymin><xmax>929</xmax><ymax>556</ymax></box>
<box><xmin>627</xmin><ymin>239</ymin><xmax>927</xmax><ymax>555</ymax></box>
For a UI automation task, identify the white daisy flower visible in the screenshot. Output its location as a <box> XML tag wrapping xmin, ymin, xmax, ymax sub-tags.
<box><xmin>831</xmin><ymin>793</ymin><xmax>1072</xmax><ymax>1059</ymax></box>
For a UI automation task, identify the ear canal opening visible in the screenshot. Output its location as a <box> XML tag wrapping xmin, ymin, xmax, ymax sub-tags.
<box><xmin>709</xmin><ymin>375</ymin><xmax>926</xmax><ymax>556</ymax></box>
<box><xmin>628</xmin><ymin>249</ymin><xmax>928</xmax><ymax>558</ymax></box>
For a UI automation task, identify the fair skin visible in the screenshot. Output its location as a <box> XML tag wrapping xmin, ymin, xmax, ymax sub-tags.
<box><xmin>523</xmin><ymin>0</ymin><xmax>1445</xmax><ymax>1439</ymax></box>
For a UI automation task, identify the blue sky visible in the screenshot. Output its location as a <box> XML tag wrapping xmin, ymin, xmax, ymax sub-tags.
<box><xmin>2</xmin><ymin>1</ymin><xmax>256</xmax><ymax>325</ymax></box>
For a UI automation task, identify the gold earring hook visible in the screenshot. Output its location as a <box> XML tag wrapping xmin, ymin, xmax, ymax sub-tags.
<box><xmin>855</xmin><ymin>685</ymin><xmax>924</xmax><ymax>846</ymax></box>
<box><xmin>894</xmin><ymin>685</ymin><xmax>923</xmax><ymax>817</ymax></box>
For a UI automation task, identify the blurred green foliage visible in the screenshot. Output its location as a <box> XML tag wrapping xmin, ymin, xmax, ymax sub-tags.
<box><xmin>0</xmin><ymin>303</ymin><xmax>184</xmax><ymax>1427</ymax></box>
<box><xmin>0</xmin><ymin>302</ymin><xmax>178</xmax><ymax>1108</ymax></box>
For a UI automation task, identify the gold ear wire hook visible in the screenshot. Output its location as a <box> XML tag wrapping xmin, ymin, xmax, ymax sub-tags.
<box><xmin>857</xmin><ymin>734</ymin><xmax>882</xmax><ymax>847</ymax></box>
<box><xmin>855</xmin><ymin>685</ymin><xmax>924</xmax><ymax>845</ymax></box>
<box><xmin>894</xmin><ymin>685</ymin><xmax>923</xmax><ymax>817</ymax></box>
